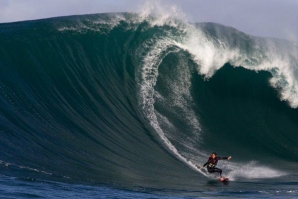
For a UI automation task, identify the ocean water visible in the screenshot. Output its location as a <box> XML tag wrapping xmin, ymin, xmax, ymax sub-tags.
<box><xmin>0</xmin><ymin>12</ymin><xmax>298</xmax><ymax>198</ymax></box>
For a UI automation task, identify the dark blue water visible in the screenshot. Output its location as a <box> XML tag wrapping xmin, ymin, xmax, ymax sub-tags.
<box><xmin>1</xmin><ymin>174</ymin><xmax>298</xmax><ymax>198</ymax></box>
<box><xmin>1</xmin><ymin>13</ymin><xmax>298</xmax><ymax>198</ymax></box>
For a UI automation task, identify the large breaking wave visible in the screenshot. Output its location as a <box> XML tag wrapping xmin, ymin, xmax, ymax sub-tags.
<box><xmin>0</xmin><ymin>10</ymin><xmax>298</xmax><ymax>188</ymax></box>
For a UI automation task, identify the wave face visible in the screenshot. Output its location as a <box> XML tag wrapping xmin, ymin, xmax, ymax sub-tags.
<box><xmin>1</xmin><ymin>13</ymin><xmax>298</xmax><ymax>188</ymax></box>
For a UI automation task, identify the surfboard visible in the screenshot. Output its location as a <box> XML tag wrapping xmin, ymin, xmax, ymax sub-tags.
<box><xmin>219</xmin><ymin>177</ymin><xmax>228</xmax><ymax>182</ymax></box>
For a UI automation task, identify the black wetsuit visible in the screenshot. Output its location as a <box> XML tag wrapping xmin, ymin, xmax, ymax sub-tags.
<box><xmin>203</xmin><ymin>156</ymin><xmax>228</xmax><ymax>177</ymax></box>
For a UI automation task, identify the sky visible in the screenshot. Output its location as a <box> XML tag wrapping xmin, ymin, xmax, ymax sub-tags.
<box><xmin>0</xmin><ymin>0</ymin><xmax>297</xmax><ymax>41</ymax></box>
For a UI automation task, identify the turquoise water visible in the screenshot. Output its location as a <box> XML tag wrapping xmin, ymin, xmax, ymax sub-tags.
<box><xmin>0</xmin><ymin>13</ymin><xmax>298</xmax><ymax>198</ymax></box>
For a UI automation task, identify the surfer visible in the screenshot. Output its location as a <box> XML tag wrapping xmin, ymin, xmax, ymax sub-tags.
<box><xmin>200</xmin><ymin>152</ymin><xmax>232</xmax><ymax>180</ymax></box>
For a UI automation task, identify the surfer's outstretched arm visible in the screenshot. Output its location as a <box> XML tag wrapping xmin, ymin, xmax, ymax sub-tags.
<box><xmin>218</xmin><ymin>156</ymin><xmax>232</xmax><ymax>160</ymax></box>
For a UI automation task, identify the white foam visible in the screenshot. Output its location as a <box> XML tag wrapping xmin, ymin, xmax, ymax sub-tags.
<box><xmin>225</xmin><ymin>161</ymin><xmax>286</xmax><ymax>181</ymax></box>
<box><xmin>137</xmin><ymin>0</ymin><xmax>187</xmax><ymax>28</ymax></box>
<box><xmin>57</xmin><ymin>13</ymin><xmax>133</xmax><ymax>33</ymax></box>
<box><xmin>0</xmin><ymin>160</ymin><xmax>57</xmax><ymax>177</ymax></box>
<box><xmin>137</xmin><ymin>36</ymin><xmax>206</xmax><ymax>175</ymax></box>
<box><xmin>179</xmin><ymin>29</ymin><xmax>298</xmax><ymax>107</ymax></box>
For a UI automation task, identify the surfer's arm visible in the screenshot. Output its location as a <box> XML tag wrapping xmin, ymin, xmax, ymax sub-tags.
<box><xmin>218</xmin><ymin>156</ymin><xmax>232</xmax><ymax>160</ymax></box>
<box><xmin>200</xmin><ymin>160</ymin><xmax>211</xmax><ymax>169</ymax></box>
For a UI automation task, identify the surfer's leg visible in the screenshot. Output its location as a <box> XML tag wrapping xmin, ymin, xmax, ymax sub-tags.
<box><xmin>217</xmin><ymin>168</ymin><xmax>222</xmax><ymax>177</ymax></box>
<box><xmin>208</xmin><ymin>168</ymin><xmax>222</xmax><ymax>177</ymax></box>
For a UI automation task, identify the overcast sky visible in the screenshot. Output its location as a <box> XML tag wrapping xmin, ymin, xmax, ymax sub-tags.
<box><xmin>1</xmin><ymin>0</ymin><xmax>297</xmax><ymax>41</ymax></box>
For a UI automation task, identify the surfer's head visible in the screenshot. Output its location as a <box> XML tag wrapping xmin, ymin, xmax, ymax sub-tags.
<box><xmin>211</xmin><ymin>152</ymin><xmax>217</xmax><ymax>158</ymax></box>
